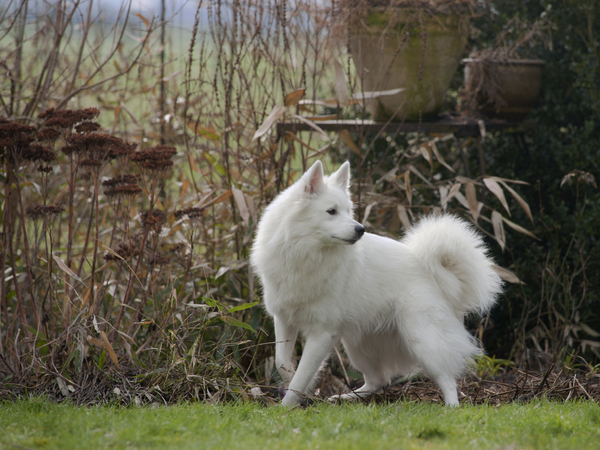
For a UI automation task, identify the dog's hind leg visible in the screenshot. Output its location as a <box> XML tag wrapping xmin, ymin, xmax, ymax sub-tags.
<box><xmin>328</xmin><ymin>380</ymin><xmax>382</xmax><ymax>401</ymax></box>
<box><xmin>399</xmin><ymin>304</ymin><xmax>475</xmax><ymax>407</ymax></box>
<box><xmin>328</xmin><ymin>340</ymin><xmax>385</xmax><ymax>401</ymax></box>
<box><xmin>282</xmin><ymin>331</ymin><xmax>337</xmax><ymax>406</ymax></box>
<box><xmin>431</xmin><ymin>373</ymin><xmax>459</xmax><ymax>406</ymax></box>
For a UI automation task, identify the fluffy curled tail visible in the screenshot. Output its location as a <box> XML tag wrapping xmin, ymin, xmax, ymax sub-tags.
<box><xmin>402</xmin><ymin>215</ymin><xmax>503</xmax><ymax>317</ymax></box>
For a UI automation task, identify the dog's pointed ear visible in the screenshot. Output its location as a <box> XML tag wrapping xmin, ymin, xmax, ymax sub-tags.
<box><xmin>303</xmin><ymin>160</ymin><xmax>326</xmax><ymax>195</ymax></box>
<box><xmin>330</xmin><ymin>161</ymin><xmax>351</xmax><ymax>190</ymax></box>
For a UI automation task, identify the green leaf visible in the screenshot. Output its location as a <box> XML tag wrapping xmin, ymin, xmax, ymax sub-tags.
<box><xmin>203</xmin><ymin>296</ymin><xmax>225</xmax><ymax>311</ymax></box>
<box><xmin>203</xmin><ymin>152</ymin><xmax>226</xmax><ymax>177</ymax></box>
<box><xmin>202</xmin><ymin>297</ymin><xmax>216</xmax><ymax>308</ymax></box>
<box><xmin>228</xmin><ymin>301</ymin><xmax>260</xmax><ymax>312</ymax></box>
<box><xmin>220</xmin><ymin>316</ymin><xmax>255</xmax><ymax>333</ymax></box>
<box><xmin>98</xmin><ymin>349</ymin><xmax>106</xmax><ymax>370</ymax></box>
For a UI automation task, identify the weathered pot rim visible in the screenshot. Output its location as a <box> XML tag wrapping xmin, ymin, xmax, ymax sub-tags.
<box><xmin>462</xmin><ymin>58</ymin><xmax>545</xmax><ymax>66</ymax></box>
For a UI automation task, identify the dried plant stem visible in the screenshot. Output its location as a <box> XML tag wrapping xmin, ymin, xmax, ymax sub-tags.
<box><xmin>113</xmin><ymin>177</ymin><xmax>158</xmax><ymax>333</ymax></box>
<box><xmin>76</xmin><ymin>198</ymin><xmax>95</xmax><ymax>280</ymax></box>
<box><xmin>11</xmin><ymin>161</ymin><xmax>39</xmax><ymax>329</ymax></box>
<box><xmin>91</xmin><ymin>169</ymin><xmax>102</xmax><ymax>316</ymax></box>
<box><xmin>64</xmin><ymin>154</ymin><xmax>77</xmax><ymax>325</ymax></box>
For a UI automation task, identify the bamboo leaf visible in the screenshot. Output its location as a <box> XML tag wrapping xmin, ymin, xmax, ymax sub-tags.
<box><xmin>339</xmin><ymin>129</ymin><xmax>361</xmax><ymax>156</ymax></box>
<box><xmin>447</xmin><ymin>183</ymin><xmax>461</xmax><ymax>203</ymax></box>
<box><xmin>203</xmin><ymin>151</ymin><xmax>226</xmax><ymax>176</ymax></box>
<box><xmin>201</xmin><ymin>190</ymin><xmax>232</xmax><ymax>209</ymax></box>
<box><xmin>362</xmin><ymin>202</ymin><xmax>376</xmax><ymax>225</ymax></box>
<box><xmin>232</xmin><ymin>188</ymin><xmax>250</xmax><ymax>226</ymax></box>
<box><xmin>100</xmin><ymin>331</ymin><xmax>120</xmax><ymax>369</ymax></box>
<box><xmin>253</xmin><ymin>105</ymin><xmax>286</xmax><ymax>141</ymax></box>
<box><xmin>454</xmin><ymin>192</ymin><xmax>470</xmax><ymax>209</ymax></box>
<box><xmin>430</xmin><ymin>141</ymin><xmax>455</xmax><ymax>173</ymax></box>
<box><xmin>493</xmin><ymin>265</ymin><xmax>524</xmax><ymax>284</ymax></box>
<box><xmin>187</xmin><ymin>123</ymin><xmax>220</xmax><ymax>141</ymax></box>
<box><xmin>86</xmin><ymin>335</ymin><xmax>104</xmax><ymax>347</ymax></box>
<box><xmin>221</xmin><ymin>316</ymin><xmax>255</xmax><ymax>332</ymax></box>
<box><xmin>290</xmin><ymin>114</ymin><xmax>330</xmax><ymax>140</ymax></box>
<box><xmin>498</xmin><ymin>180</ymin><xmax>533</xmax><ymax>223</ymax></box>
<box><xmin>465</xmin><ymin>182</ymin><xmax>479</xmax><ymax>222</ymax></box>
<box><xmin>439</xmin><ymin>185</ymin><xmax>449</xmax><ymax>210</ymax></box>
<box><xmin>134</xmin><ymin>13</ymin><xmax>150</xmax><ymax>29</ymax></box>
<box><xmin>284</xmin><ymin>88</ymin><xmax>306</xmax><ymax>107</ymax></box>
<box><xmin>52</xmin><ymin>253</ymin><xmax>82</xmax><ymax>283</ymax></box>
<box><xmin>502</xmin><ymin>216</ymin><xmax>539</xmax><ymax>239</ymax></box>
<box><xmin>228</xmin><ymin>301</ymin><xmax>260</xmax><ymax>312</ymax></box>
<box><xmin>483</xmin><ymin>177</ymin><xmax>511</xmax><ymax>216</ymax></box>
<box><xmin>419</xmin><ymin>143</ymin><xmax>433</xmax><ymax>168</ymax></box>
<box><xmin>397</xmin><ymin>204</ymin><xmax>411</xmax><ymax>230</ymax></box>
<box><xmin>491</xmin><ymin>210</ymin><xmax>506</xmax><ymax>252</ymax></box>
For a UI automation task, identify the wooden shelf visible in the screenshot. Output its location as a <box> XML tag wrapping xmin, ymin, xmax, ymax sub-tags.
<box><xmin>277</xmin><ymin>118</ymin><xmax>537</xmax><ymax>138</ymax></box>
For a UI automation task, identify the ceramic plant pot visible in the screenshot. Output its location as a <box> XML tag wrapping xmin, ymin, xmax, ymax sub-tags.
<box><xmin>349</xmin><ymin>8</ymin><xmax>469</xmax><ymax>122</ymax></box>
<box><xmin>462</xmin><ymin>58</ymin><xmax>545</xmax><ymax>121</ymax></box>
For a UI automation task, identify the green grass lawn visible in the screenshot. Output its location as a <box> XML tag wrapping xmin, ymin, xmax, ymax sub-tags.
<box><xmin>1</xmin><ymin>398</ymin><xmax>599</xmax><ymax>449</ymax></box>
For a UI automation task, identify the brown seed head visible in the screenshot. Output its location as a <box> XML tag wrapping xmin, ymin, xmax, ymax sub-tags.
<box><xmin>23</xmin><ymin>143</ymin><xmax>57</xmax><ymax>162</ymax></box>
<box><xmin>26</xmin><ymin>204</ymin><xmax>65</xmax><ymax>220</ymax></box>
<box><xmin>42</xmin><ymin>108</ymin><xmax>100</xmax><ymax>129</ymax></box>
<box><xmin>174</xmin><ymin>207</ymin><xmax>205</xmax><ymax>220</ymax></box>
<box><xmin>131</xmin><ymin>145</ymin><xmax>176</xmax><ymax>173</ymax></box>
<box><xmin>104</xmin><ymin>240</ymin><xmax>139</xmax><ymax>261</ymax></box>
<box><xmin>37</xmin><ymin>127</ymin><xmax>61</xmax><ymax>142</ymax></box>
<box><xmin>0</xmin><ymin>121</ymin><xmax>37</xmax><ymax>152</ymax></box>
<box><xmin>104</xmin><ymin>183</ymin><xmax>142</xmax><ymax>199</ymax></box>
<box><xmin>75</xmin><ymin>122</ymin><xmax>101</xmax><ymax>133</ymax></box>
<box><xmin>102</xmin><ymin>174</ymin><xmax>141</xmax><ymax>187</ymax></box>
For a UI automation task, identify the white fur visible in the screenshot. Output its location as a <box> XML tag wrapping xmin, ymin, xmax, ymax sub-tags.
<box><xmin>250</xmin><ymin>161</ymin><xmax>503</xmax><ymax>406</ymax></box>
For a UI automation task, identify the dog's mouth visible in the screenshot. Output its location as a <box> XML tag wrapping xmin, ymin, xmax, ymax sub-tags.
<box><xmin>333</xmin><ymin>236</ymin><xmax>361</xmax><ymax>245</ymax></box>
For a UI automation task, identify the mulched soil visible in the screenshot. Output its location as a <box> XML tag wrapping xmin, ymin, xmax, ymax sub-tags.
<box><xmin>1</xmin><ymin>366</ymin><xmax>598</xmax><ymax>407</ymax></box>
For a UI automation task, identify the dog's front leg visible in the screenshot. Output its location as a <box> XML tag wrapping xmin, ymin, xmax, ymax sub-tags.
<box><xmin>281</xmin><ymin>332</ymin><xmax>336</xmax><ymax>406</ymax></box>
<box><xmin>274</xmin><ymin>316</ymin><xmax>298</xmax><ymax>388</ymax></box>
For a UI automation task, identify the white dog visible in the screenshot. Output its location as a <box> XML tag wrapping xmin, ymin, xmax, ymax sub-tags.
<box><xmin>250</xmin><ymin>161</ymin><xmax>502</xmax><ymax>406</ymax></box>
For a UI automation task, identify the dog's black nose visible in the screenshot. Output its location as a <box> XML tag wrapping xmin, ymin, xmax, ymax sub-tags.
<box><xmin>355</xmin><ymin>225</ymin><xmax>365</xmax><ymax>237</ymax></box>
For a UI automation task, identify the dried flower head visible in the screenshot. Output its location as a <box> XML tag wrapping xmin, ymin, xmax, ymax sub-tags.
<box><xmin>23</xmin><ymin>143</ymin><xmax>57</xmax><ymax>162</ymax></box>
<box><xmin>26</xmin><ymin>204</ymin><xmax>65</xmax><ymax>220</ymax></box>
<box><xmin>104</xmin><ymin>240</ymin><xmax>140</xmax><ymax>261</ymax></box>
<box><xmin>560</xmin><ymin>170</ymin><xmax>597</xmax><ymax>189</ymax></box>
<box><xmin>104</xmin><ymin>183</ymin><xmax>142</xmax><ymax>199</ymax></box>
<box><xmin>66</xmin><ymin>133</ymin><xmax>136</xmax><ymax>161</ymax></box>
<box><xmin>75</xmin><ymin>122</ymin><xmax>101</xmax><ymax>133</ymax></box>
<box><xmin>41</xmin><ymin>108</ymin><xmax>100</xmax><ymax>129</ymax></box>
<box><xmin>81</xmin><ymin>158</ymin><xmax>103</xmax><ymax>167</ymax></box>
<box><xmin>174</xmin><ymin>207</ymin><xmax>205</xmax><ymax>221</ymax></box>
<box><xmin>102</xmin><ymin>174</ymin><xmax>140</xmax><ymax>187</ymax></box>
<box><xmin>141</xmin><ymin>209</ymin><xmax>167</xmax><ymax>232</ymax></box>
<box><xmin>130</xmin><ymin>145</ymin><xmax>177</xmax><ymax>173</ymax></box>
<box><xmin>37</xmin><ymin>127</ymin><xmax>61</xmax><ymax>142</ymax></box>
<box><xmin>38</xmin><ymin>165</ymin><xmax>54</xmax><ymax>173</ymax></box>
<box><xmin>0</xmin><ymin>121</ymin><xmax>36</xmax><ymax>154</ymax></box>
<box><xmin>107</xmin><ymin>140</ymin><xmax>137</xmax><ymax>159</ymax></box>
<box><xmin>149</xmin><ymin>254</ymin><xmax>171</xmax><ymax>265</ymax></box>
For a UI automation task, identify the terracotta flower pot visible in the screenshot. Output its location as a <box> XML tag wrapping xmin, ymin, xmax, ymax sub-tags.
<box><xmin>462</xmin><ymin>58</ymin><xmax>545</xmax><ymax>121</ymax></box>
<box><xmin>349</xmin><ymin>8</ymin><xmax>469</xmax><ymax>122</ymax></box>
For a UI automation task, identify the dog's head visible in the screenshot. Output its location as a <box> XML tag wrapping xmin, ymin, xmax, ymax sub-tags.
<box><xmin>296</xmin><ymin>161</ymin><xmax>365</xmax><ymax>245</ymax></box>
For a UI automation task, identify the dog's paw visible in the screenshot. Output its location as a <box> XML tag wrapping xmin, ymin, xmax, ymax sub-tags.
<box><xmin>327</xmin><ymin>392</ymin><xmax>364</xmax><ymax>402</ymax></box>
<box><xmin>281</xmin><ymin>390</ymin><xmax>303</xmax><ymax>407</ymax></box>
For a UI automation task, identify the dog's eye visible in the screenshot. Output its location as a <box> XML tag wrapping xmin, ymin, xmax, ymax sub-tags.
<box><xmin>326</xmin><ymin>208</ymin><xmax>336</xmax><ymax>216</ymax></box>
